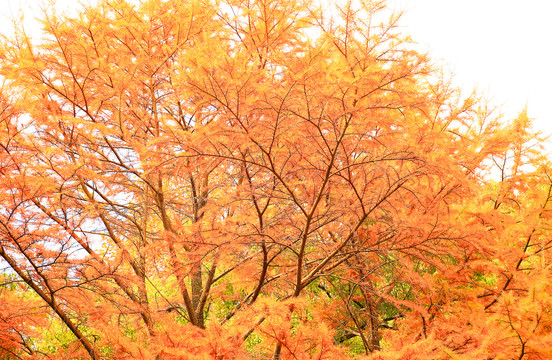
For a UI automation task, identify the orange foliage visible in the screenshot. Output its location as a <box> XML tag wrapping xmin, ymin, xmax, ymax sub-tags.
<box><xmin>0</xmin><ymin>0</ymin><xmax>549</xmax><ymax>359</ymax></box>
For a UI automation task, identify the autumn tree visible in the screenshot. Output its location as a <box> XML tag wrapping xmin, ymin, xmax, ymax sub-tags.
<box><xmin>0</xmin><ymin>0</ymin><xmax>547</xmax><ymax>359</ymax></box>
<box><xmin>370</xmin><ymin>111</ymin><xmax>552</xmax><ymax>359</ymax></box>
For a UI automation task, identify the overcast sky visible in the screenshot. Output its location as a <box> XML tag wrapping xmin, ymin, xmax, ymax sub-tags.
<box><xmin>2</xmin><ymin>0</ymin><xmax>551</xmax><ymax>139</ymax></box>
<box><xmin>390</xmin><ymin>0</ymin><xmax>552</xmax><ymax>140</ymax></box>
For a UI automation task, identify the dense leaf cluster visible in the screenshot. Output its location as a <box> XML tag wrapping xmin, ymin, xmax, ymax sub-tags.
<box><xmin>0</xmin><ymin>0</ymin><xmax>550</xmax><ymax>359</ymax></box>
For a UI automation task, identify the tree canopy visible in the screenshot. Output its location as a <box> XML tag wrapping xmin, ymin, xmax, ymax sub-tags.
<box><xmin>1</xmin><ymin>0</ymin><xmax>551</xmax><ymax>359</ymax></box>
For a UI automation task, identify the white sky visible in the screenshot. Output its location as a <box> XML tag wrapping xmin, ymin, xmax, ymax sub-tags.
<box><xmin>2</xmin><ymin>0</ymin><xmax>551</xmax><ymax>139</ymax></box>
<box><xmin>390</xmin><ymin>0</ymin><xmax>552</xmax><ymax>140</ymax></box>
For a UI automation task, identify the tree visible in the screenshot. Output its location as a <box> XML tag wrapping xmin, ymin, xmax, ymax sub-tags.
<box><xmin>0</xmin><ymin>0</ymin><xmax>547</xmax><ymax>358</ymax></box>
